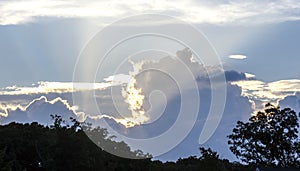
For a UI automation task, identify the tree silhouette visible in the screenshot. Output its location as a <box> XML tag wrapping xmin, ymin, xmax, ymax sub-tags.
<box><xmin>199</xmin><ymin>147</ymin><xmax>219</xmax><ymax>161</ymax></box>
<box><xmin>228</xmin><ymin>103</ymin><xmax>300</xmax><ymax>167</ymax></box>
<box><xmin>0</xmin><ymin>115</ymin><xmax>152</xmax><ymax>170</ymax></box>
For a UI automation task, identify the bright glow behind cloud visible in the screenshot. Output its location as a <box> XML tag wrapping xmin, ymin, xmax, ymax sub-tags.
<box><xmin>0</xmin><ymin>95</ymin><xmax>85</xmax><ymax>120</ymax></box>
<box><xmin>119</xmin><ymin>78</ymin><xmax>149</xmax><ymax>128</ymax></box>
<box><xmin>232</xmin><ymin>79</ymin><xmax>300</xmax><ymax>110</ymax></box>
<box><xmin>1</xmin><ymin>0</ymin><xmax>300</xmax><ymax>25</ymax></box>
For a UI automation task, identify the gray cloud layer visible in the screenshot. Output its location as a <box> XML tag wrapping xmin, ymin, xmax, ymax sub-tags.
<box><xmin>1</xmin><ymin>0</ymin><xmax>300</xmax><ymax>25</ymax></box>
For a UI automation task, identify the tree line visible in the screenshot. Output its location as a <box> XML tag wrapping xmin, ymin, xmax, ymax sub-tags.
<box><xmin>0</xmin><ymin>103</ymin><xmax>299</xmax><ymax>170</ymax></box>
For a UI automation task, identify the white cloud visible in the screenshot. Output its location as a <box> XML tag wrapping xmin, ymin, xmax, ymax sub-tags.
<box><xmin>0</xmin><ymin>76</ymin><xmax>134</xmax><ymax>121</ymax></box>
<box><xmin>1</xmin><ymin>0</ymin><xmax>300</xmax><ymax>25</ymax></box>
<box><xmin>229</xmin><ymin>54</ymin><xmax>247</xmax><ymax>60</ymax></box>
<box><xmin>104</xmin><ymin>74</ymin><xmax>132</xmax><ymax>85</ymax></box>
<box><xmin>231</xmin><ymin>79</ymin><xmax>300</xmax><ymax>110</ymax></box>
<box><xmin>0</xmin><ymin>93</ymin><xmax>129</xmax><ymax>126</ymax></box>
<box><xmin>0</xmin><ymin>78</ymin><xmax>131</xmax><ymax>95</ymax></box>
<box><xmin>0</xmin><ymin>95</ymin><xmax>86</xmax><ymax>124</ymax></box>
<box><xmin>244</xmin><ymin>73</ymin><xmax>255</xmax><ymax>79</ymax></box>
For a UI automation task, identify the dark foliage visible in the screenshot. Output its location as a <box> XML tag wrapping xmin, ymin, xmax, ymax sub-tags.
<box><xmin>228</xmin><ymin>103</ymin><xmax>300</xmax><ymax>168</ymax></box>
<box><xmin>0</xmin><ymin>115</ymin><xmax>151</xmax><ymax>171</ymax></box>
<box><xmin>0</xmin><ymin>114</ymin><xmax>255</xmax><ymax>170</ymax></box>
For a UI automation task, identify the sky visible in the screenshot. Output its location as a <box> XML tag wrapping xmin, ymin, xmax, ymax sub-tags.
<box><xmin>1</xmin><ymin>0</ymin><xmax>300</xmax><ymax>161</ymax></box>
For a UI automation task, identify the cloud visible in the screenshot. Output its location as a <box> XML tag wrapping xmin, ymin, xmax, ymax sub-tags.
<box><xmin>0</xmin><ymin>75</ymin><xmax>131</xmax><ymax>95</ymax></box>
<box><xmin>231</xmin><ymin>79</ymin><xmax>300</xmax><ymax>110</ymax></box>
<box><xmin>0</xmin><ymin>96</ymin><xmax>85</xmax><ymax>125</ymax></box>
<box><xmin>279</xmin><ymin>92</ymin><xmax>300</xmax><ymax>111</ymax></box>
<box><xmin>224</xmin><ymin>70</ymin><xmax>246</xmax><ymax>81</ymax></box>
<box><xmin>1</xmin><ymin>0</ymin><xmax>300</xmax><ymax>25</ymax></box>
<box><xmin>0</xmin><ymin>94</ymin><xmax>128</xmax><ymax>127</ymax></box>
<box><xmin>97</xmin><ymin>48</ymin><xmax>255</xmax><ymax>159</ymax></box>
<box><xmin>244</xmin><ymin>73</ymin><xmax>255</xmax><ymax>79</ymax></box>
<box><xmin>228</xmin><ymin>54</ymin><xmax>247</xmax><ymax>60</ymax></box>
<box><xmin>1</xmin><ymin>82</ymin><xmax>108</xmax><ymax>95</ymax></box>
<box><xmin>0</xmin><ymin>75</ymin><xmax>134</xmax><ymax>122</ymax></box>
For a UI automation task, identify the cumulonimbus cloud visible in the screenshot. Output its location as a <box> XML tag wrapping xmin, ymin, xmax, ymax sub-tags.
<box><xmin>1</xmin><ymin>0</ymin><xmax>300</xmax><ymax>25</ymax></box>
